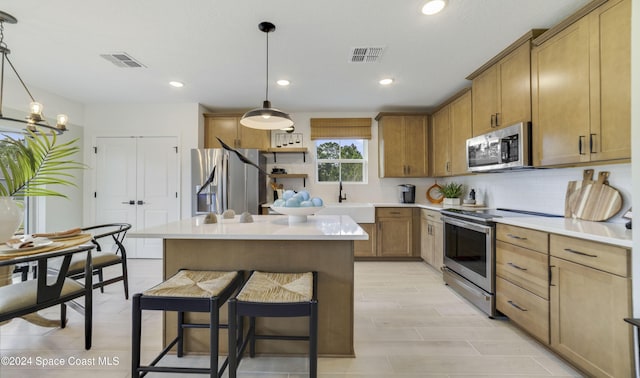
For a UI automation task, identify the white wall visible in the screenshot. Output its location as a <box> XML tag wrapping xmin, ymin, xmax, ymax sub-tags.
<box><xmin>1</xmin><ymin>79</ymin><xmax>86</xmax><ymax>233</ymax></box>
<box><xmin>82</xmin><ymin>103</ymin><xmax>201</xmax><ymax>222</ymax></box>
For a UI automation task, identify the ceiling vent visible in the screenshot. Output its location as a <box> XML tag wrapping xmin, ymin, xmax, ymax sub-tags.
<box><xmin>100</xmin><ymin>52</ymin><xmax>146</xmax><ymax>68</ymax></box>
<box><xmin>349</xmin><ymin>46</ymin><xmax>384</xmax><ymax>63</ymax></box>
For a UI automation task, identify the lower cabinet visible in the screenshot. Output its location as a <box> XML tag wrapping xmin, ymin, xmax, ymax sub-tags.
<box><xmin>420</xmin><ymin>209</ymin><xmax>443</xmax><ymax>270</ymax></box>
<box><xmin>354</xmin><ymin>223</ymin><xmax>376</xmax><ymax>257</ymax></box>
<box><xmin>375</xmin><ymin>207</ymin><xmax>419</xmax><ymax>258</ymax></box>
<box><xmin>549</xmin><ymin>235</ymin><xmax>633</xmax><ymax>378</ymax></box>
<box><xmin>496</xmin><ymin>225</ymin><xmax>634</xmax><ymax>377</ymax></box>
<box><xmin>495</xmin><ymin>225</ymin><xmax>550</xmax><ymax>343</ymax></box>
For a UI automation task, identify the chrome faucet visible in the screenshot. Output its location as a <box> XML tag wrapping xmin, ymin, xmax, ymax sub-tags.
<box><xmin>338</xmin><ymin>181</ymin><xmax>347</xmax><ymax>203</ymax></box>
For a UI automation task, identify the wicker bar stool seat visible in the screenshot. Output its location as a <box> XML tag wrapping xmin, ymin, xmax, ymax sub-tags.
<box><xmin>228</xmin><ymin>271</ymin><xmax>318</xmax><ymax>378</ymax></box>
<box><xmin>132</xmin><ymin>269</ymin><xmax>243</xmax><ymax>378</ymax></box>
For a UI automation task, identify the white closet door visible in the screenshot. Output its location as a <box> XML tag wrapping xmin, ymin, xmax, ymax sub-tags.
<box><xmin>135</xmin><ymin>137</ymin><xmax>179</xmax><ymax>258</ymax></box>
<box><xmin>94</xmin><ymin>136</ymin><xmax>179</xmax><ymax>258</ymax></box>
<box><xmin>95</xmin><ymin>137</ymin><xmax>137</xmax><ymax>225</ymax></box>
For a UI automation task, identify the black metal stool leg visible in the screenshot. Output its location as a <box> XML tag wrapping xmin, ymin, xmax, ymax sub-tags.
<box><xmin>228</xmin><ymin>299</ymin><xmax>238</xmax><ymax>378</ymax></box>
<box><xmin>310</xmin><ymin>299</ymin><xmax>318</xmax><ymax>378</ymax></box>
<box><xmin>209</xmin><ymin>298</ymin><xmax>218</xmax><ymax>378</ymax></box>
<box><xmin>131</xmin><ymin>294</ymin><xmax>142</xmax><ymax>378</ymax></box>
<box><xmin>249</xmin><ymin>316</ymin><xmax>256</xmax><ymax>357</ymax></box>
<box><xmin>177</xmin><ymin>311</ymin><xmax>184</xmax><ymax>357</ymax></box>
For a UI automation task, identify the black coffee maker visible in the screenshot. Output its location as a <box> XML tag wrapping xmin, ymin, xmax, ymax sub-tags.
<box><xmin>397</xmin><ymin>184</ymin><xmax>416</xmax><ymax>203</ymax></box>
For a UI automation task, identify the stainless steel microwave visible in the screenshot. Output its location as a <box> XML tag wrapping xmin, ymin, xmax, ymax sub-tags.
<box><xmin>466</xmin><ymin>122</ymin><xmax>531</xmax><ymax>172</ymax></box>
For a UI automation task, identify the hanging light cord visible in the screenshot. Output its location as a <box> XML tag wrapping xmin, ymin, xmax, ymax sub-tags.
<box><xmin>264</xmin><ymin>29</ymin><xmax>269</xmax><ymax>104</ymax></box>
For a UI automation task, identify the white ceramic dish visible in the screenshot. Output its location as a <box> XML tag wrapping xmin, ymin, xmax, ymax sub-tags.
<box><xmin>270</xmin><ymin>205</ymin><xmax>324</xmax><ymax>222</ymax></box>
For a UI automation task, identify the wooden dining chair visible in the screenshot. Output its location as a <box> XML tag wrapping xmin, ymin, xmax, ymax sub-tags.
<box><xmin>56</xmin><ymin>223</ymin><xmax>132</xmax><ymax>299</ymax></box>
<box><xmin>0</xmin><ymin>244</ymin><xmax>95</xmax><ymax>349</ymax></box>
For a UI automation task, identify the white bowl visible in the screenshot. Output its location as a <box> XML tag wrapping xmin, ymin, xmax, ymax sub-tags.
<box><xmin>270</xmin><ymin>205</ymin><xmax>324</xmax><ymax>222</ymax></box>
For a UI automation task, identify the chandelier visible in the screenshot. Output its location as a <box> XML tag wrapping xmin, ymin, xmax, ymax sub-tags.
<box><xmin>0</xmin><ymin>11</ymin><xmax>68</xmax><ymax>134</ymax></box>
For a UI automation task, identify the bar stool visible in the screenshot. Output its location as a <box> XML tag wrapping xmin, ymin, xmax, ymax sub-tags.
<box><xmin>228</xmin><ymin>271</ymin><xmax>318</xmax><ymax>378</ymax></box>
<box><xmin>131</xmin><ymin>269</ymin><xmax>243</xmax><ymax>378</ymax></box>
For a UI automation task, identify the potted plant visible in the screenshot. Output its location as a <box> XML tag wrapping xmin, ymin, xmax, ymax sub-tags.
<box><xmin>0</xmin><ymin>129</ymin><xmax>83</xmax><ymax>242</ymax></box>
<box><xmin>439</xmin><ymin>182</ymin><xmax>464</xmax><ymax>206</ymax></box>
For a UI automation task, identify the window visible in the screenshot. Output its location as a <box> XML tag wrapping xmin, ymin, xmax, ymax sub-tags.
<box><xmin>315</xmin><ymin>139</ymin><xmax>367</xmax><ymax>183</ymax></box>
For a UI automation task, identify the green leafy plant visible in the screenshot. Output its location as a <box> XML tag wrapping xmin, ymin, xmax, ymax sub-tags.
<box><xmin>0</xmin><ymin>129</ymin><xmax>83</xmax><ymax>198</ymax></box>
<box><xmin>438</xmin><ymin>182</ymin><xmax>464</xmax><ymax>198</ymax></box>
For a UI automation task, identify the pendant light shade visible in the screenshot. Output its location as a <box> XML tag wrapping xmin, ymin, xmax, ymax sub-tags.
<box><xmin>241</xmin><ymin>22</ymin><xmax>293</xmax><ymax>130</ymax></box>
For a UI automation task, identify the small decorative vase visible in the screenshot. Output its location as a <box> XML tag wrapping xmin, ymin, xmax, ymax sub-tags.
<box><xmin>443</xmin><ymin>197</ymin><xmax>461</xmax><ymax>206</ymax></box>
<box><xmin>0</xmin><ymin>197</ymin><xmax>23</xmax><ymax>243</ymax></box>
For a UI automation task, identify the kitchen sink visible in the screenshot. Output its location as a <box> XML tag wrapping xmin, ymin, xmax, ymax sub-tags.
<box><xmin>317</xmin><ymin>203</ymin><xmax>375</xmax><ymax>223</ymax></box>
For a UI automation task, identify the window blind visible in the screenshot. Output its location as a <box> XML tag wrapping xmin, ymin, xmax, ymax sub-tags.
<box><xmin>310</xmin><ymin>118</ymin><xmax>372</xmax><ymax>140</ymax></box>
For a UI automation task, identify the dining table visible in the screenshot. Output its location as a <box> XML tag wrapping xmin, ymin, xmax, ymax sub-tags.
<box><xmin>0</xmin><ymin>231</ymin><xmax>94</xmax><ymax>327</ymax></box>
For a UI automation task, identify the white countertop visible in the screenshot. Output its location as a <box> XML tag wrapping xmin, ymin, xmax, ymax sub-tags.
<box><xmin>129</xmin><ymin>214</ymin><xmax>368</xmax><ymax>241</ymax></box>
<box><xmin>494</xmin><ymin>217</ymin><xmax>632</xmax><ymax>248</ymax></box>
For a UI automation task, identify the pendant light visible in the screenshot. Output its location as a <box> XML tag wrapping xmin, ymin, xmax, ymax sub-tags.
<box><xmin>0</xmin><ymin>11</ymin><xmax>68</xmax><ymax>134</ymax></box>
<box><xmin>240</xmin><ymin>21</ymin><xmax>294</xmax><ymax>130</ymax></box>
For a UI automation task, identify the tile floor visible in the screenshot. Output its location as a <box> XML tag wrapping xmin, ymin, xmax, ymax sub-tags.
<box><xmin>0</xmin><ymin>260</ymin><xmax>584</xmax><ymax>377</ymax></box>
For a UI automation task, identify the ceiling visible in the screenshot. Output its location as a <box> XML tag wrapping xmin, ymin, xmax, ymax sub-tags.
<box><xmin>1</xmin><ymin>0</ymin><xmax>589</xmax><ymax>114</ymax></box>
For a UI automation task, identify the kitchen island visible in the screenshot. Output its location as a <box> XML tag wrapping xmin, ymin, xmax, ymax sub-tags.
<box><xmin>129</xmin><ymin>214</ymin><xmax>367</xmax><ymax>357</ymax></box>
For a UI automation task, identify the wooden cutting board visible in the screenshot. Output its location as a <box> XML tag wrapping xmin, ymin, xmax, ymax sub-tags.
<box><xmin>570</xmin><ymin>171</ymin><xmax>622</xmax><ymax>221</ymax></box>
<box><xmin>564</xmin><ymin>169</ymin><xmax>593</xmax><ymax>217</ymax></box>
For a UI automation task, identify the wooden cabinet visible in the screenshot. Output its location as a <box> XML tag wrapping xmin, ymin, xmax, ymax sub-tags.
<box><xmin>204</xmin><ymin>113</ymin><xmax>271</xmax><ymax>150</ymax></box>
<box><xmin>376</xmin><ymin>114</ymin><xmax>429</xmax><ymax>177</ymax></box>
<box><xmin>354</xmin><ymin>223</ymin><xmax>376</xmax><ymax>257</ymax></box>
<box><xmin>376</xmin><ymin>207</ymin><xmax>416</xmax><ymax>257</ymax></box>
<box><xmin>468</xmin><ymin>31</ymin><xmax>543</xmax><ymax>136</ymax></box>
<box><xmin>532</xmin><ymin>0</ymin><xmax>630</xmax><ymax>166</ymax></box>
<box><xmin>495</xmin><ymin>224</ymin><xmax>549</xmax><ymax>343</ymax></box>
<box><xmin>430</xmin><ymin>89</ymin><xmax>472</xmax><ymax>177</ymax></box>
<box><xmin>420</xmin><ymin>209</ymin><xmax>443</xmax><ymax>271</ymax></box>
<box><xmin>549</xmin><ymin>234</ymin><xmax>632</xmax><ymax>378</ymax></box>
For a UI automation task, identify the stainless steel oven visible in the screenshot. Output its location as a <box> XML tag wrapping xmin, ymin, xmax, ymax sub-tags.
<box><xmin>441</xmin><ymin>209</ymin><xmax>496</xmax><ymax>317</ymax></box>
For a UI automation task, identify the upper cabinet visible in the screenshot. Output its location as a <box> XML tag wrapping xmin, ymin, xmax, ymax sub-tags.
<box><xmin>430</xmin><ymin>89</ymin><xmax>472</xmax><ymax>177</ymax></box>
<box><xmin>467</xmin><ymin>30</ymin><xmax>545</xmax><ymax>136</ymax></box>
<box><xmin>204</xmin><ymin>113</ymin><xmax>271</xmax><ymax>150</ymax></box>
<box><xmin>376</xmin><ymin>113</ymin><xmax>429</xmax><ymax>178</ymax></box>
<box><xmin>532</xmin><ymin>0</ymin><xmax>630</xmax><ymax>166</ymax></box>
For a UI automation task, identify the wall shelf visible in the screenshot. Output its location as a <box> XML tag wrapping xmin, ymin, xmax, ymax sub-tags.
<box><xmin>263</xmin><ymin>148</ymin><xmax>308</xmax><ymax>163</ymax></box>
<box><xmin>270</xmin><ymin>173</ymin><xmax>308</xmax><ymax>187</ymax></box>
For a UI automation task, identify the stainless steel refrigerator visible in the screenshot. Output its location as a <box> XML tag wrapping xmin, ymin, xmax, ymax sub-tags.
<box><xmin>191</xmin><ymin>148</ymin><xmax>266</xmax><ymax>215</ymax></box>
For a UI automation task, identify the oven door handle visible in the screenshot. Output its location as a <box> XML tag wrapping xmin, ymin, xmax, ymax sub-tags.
<box><xmin>442</xmin><ymin>216</ymin><xmax>493</xmax><ymax>234</ymax></box>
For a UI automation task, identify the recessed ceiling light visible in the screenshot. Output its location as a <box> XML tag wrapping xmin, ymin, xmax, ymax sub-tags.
<box><xmin>422</xmin><ymin>0</ymin><xmax>446</xmax><ymax>15</ymax></box>
<box><xmin>379</xmin><ymin>78</ymin><xmax>394</xmax><ymax>85</ymax></box>
<box><xmin>169</xmin><ymin>81</ymin><xmax>184</xmax><ymax>88</ymax></box>
<box><xmin>276</xmin><ymin>79</ymin><xmax>290</xmax><ymax>86</ymax></box>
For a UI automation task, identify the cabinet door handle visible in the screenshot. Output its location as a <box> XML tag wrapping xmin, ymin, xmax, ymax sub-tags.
<box><xmin>578</xmin><ymin>136</ymin><xmax>585</xmax><ymax>155</ymax></box>
<box><xmin>507</xmin><ymin>262</ymin><xmax>527</xmax><ymax>271</ymax></box>
<box><xmin>506</xmin><ymin>234</ymin><xmax>527</xmax><ymax>240</ymax></box>
<box><xmin>563</xmin><ymin>248</ymin><xmax>597</xmax><ymax>258</ymax></box>
<box><xmin>589</xmin><ymin>133</ymin><xmax>596</xmax><ymax>154</ymax></box>
<box><xmin>495</xmin><ymin>113</ymin><xmax>500</xmax><ymax>127</ymax></box>
<box><xmin>507</xmin><ymin>300</ymin><xmax>528</xmax><ymax>312</ymax></box>
<box><xmin>490</xmin><ymin>114</ymin><xmax>496</xmax><ymax>128</ymax></box>
<box><xmin>122</xmin><ymin>200</ymin><xmax>135</xmax><ymax>205</ymax></box>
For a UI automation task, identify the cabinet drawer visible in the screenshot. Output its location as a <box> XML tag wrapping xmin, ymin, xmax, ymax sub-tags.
<box><xmin>497</xmin><ymin>224</ymin><xmax>548</xmax><ymax>252</ymax></box>
<box><xmin>496</xmin><ymin>241</ymin><xmax>549</xmax><ymax>300</ymax></box>
<box><xmin>550</xmin><ymin>235</ymin><xmax>629</xmax><ymax>277</ymax></box>
<box><xmin>376</xmin><ymin>207</ymin><xmax>412</xmax><ymax>218</ymax></box>
<box><xmin>421</xmin><ymin>209</ymin><xmax>441</xmax><ymax>222</ymax></box>
<box><xmin>496</xmin><ymin>276</ymin><xmax>549</xmax><ymax>344</ymax></box>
